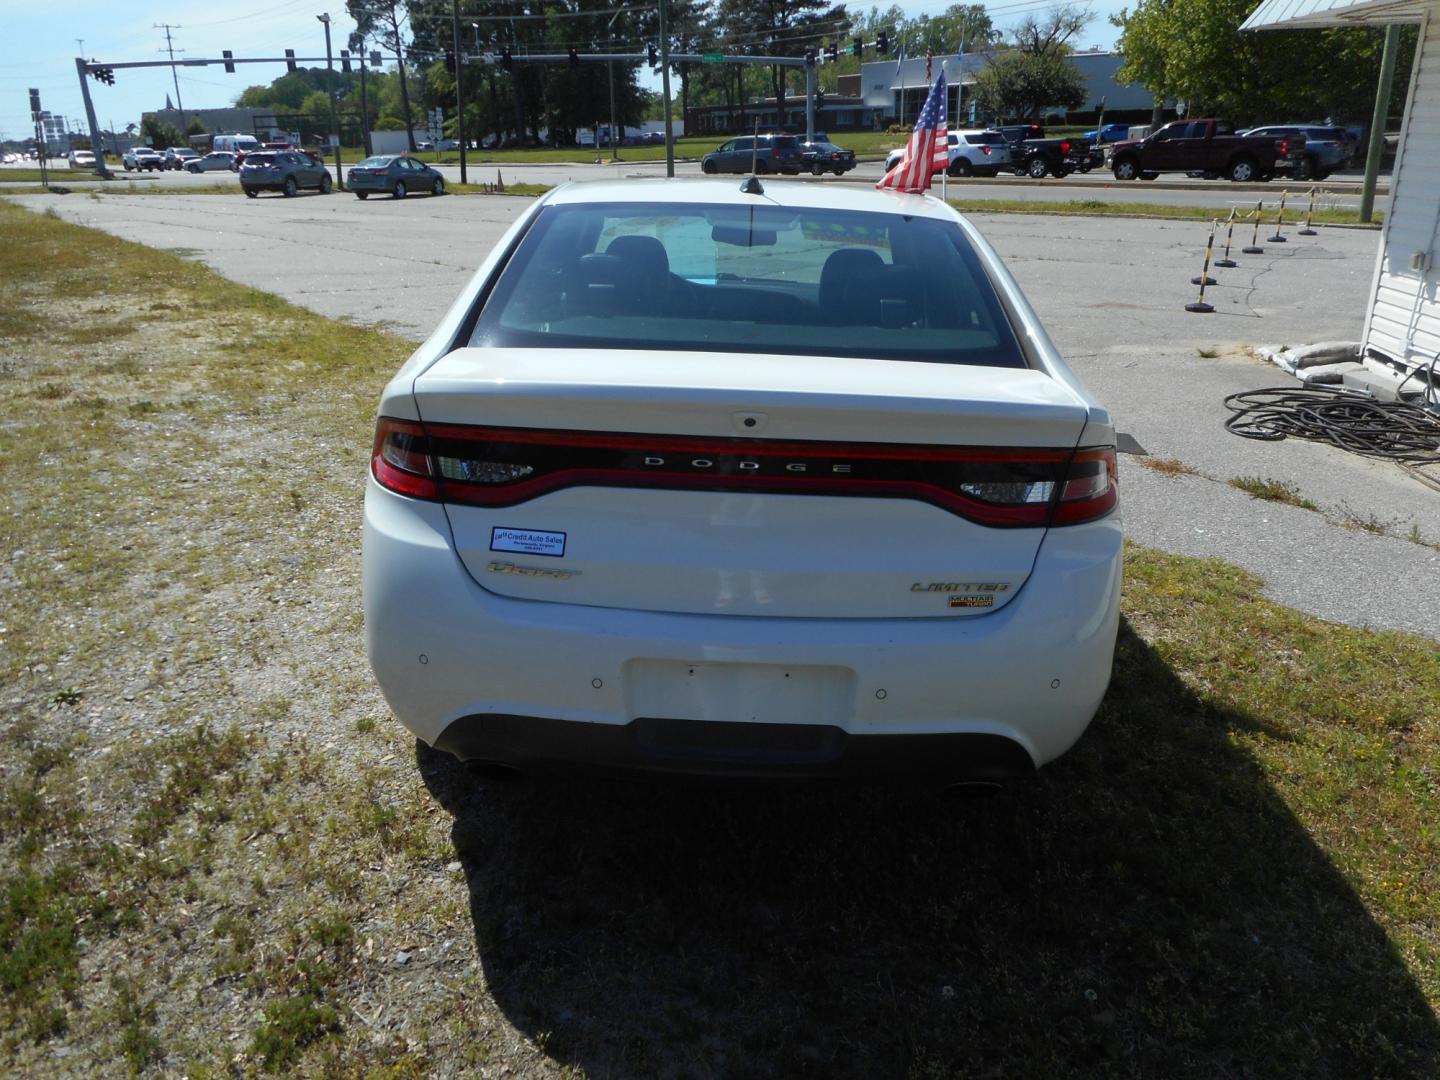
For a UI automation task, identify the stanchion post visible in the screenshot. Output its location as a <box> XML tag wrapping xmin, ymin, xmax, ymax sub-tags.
<box><xmin>1186</xmin><ymin>221</ymin><xmax>1217</xmax><ymax>313</ymax></box>
<box><xmin>1242</xmin><ymin>199</ymin><xmax>1265</xmax><ymax>254</ymax></box>
<box><xmin>1268</xmin><ymin>191</ymin><xmax>1288</xmax><ymax>242</ymax></box>
<box><xmin>1215</xmin><ymin>207</ymin><xmax>1238</xmax><ymax>268</ymax></box>
<box><xmin>1299</xmin><ymin>186</ymin><xmax>1318</xmax><ymax>236</ymax></box>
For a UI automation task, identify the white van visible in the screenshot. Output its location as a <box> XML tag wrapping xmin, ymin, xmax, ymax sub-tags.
<box><xmin>212</xmin><ymin>133</ymin><xmax>259</xmax><ymax>155</ymax></box>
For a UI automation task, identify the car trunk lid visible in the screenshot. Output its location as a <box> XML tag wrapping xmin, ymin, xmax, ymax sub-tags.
<box><xmin>406</xmin><ymin>348</ymin><xmax>1094</xmax><ymax>619</ymax></box>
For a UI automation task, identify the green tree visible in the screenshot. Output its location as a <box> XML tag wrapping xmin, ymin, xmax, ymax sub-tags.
<box><xmin>349</xmin><ymin>0</ymin><xmax>417</xmax><ymax>149</ymax></box>
<box><xmin>186</xmin><ymin>118</ymin><xmax>207</xmax><ymax>137</ymax></box>
<box><xmin>237</xmin><ymin>71</ymin><xmax>320</xmax><ymax>110</ymax></box>
<box><xmin>140</xmin><ymin>116</ymin><xmax>185</xmax><ymax>150</ymax></box>
<box><xmin>716</xmin><ymin>0</ymin><xmax>848</xmax><ymax>121</ymax></box>
<box><xmin>1114</xmin><ymin>0</ymin><xmax>1415</xmax><ymax>123</ymax></box>
<box><xmin>972</xmin><ymin>50</ymin><xmax>1086</xmax><ymax>120</ymax></box>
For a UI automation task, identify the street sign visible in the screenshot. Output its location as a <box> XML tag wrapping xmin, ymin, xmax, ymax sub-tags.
<box><xmin>701</xmin><ymin>52</ymin><xmax>724</xmax><ymax>64</ymax></box>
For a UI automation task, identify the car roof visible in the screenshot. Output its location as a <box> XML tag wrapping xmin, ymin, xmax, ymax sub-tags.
<box><xmin>542</xmin><ymin>177</ymin><xmax>959</xmax><ymax>220</ymax></box>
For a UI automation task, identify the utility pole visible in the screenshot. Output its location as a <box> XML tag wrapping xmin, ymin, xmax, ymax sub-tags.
<box><xmin>1360</xmin><ymin>24</ymin><xmax>1401</xmax><ymax>225</ymax></box>
<box><xmin>451</xmin><ymin>0</ymin><xmax>467</xmax><ymax>183</ymax></box>
<box><xmin>155</xmin><ymin>24</ymin><xmax>188</xmax><ymax>135</ymax></box>
<box><xmin>317</xmin><ymin>14</ymin><xmax>344</xmax><ymax>189</ymax></box>
<box><xmin>658</xmin><ymin>0</ymin><xmax>673</xmax><ymax>176</ymax></box>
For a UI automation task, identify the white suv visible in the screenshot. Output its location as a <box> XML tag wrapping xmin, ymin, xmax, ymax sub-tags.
<box><xmin>885</xmin><ymin>129</ymin><xmax>1012</xmax><ymax>178</ymax></box>
<box><xmin>363</xmin><ymin>179</ymin><xmax>1121</xmax><ymax>785</ymax></box>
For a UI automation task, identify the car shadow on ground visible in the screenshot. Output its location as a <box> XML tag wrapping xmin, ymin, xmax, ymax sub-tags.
<box><xmin>417</xmin><ymin>619</ymin><xmax>1440</xmax><ymax>1078</ymax></box>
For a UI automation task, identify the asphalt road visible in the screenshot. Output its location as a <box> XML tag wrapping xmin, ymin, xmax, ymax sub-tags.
<box><xmin>9</xmin><ymin>189</ymin><xmax>1436</xmax><ymax>639</ymax></box>
<box><xmin>4</xmin><ymin>157</ymin><xmax>1391</xmax><ymax>214</ymax></box>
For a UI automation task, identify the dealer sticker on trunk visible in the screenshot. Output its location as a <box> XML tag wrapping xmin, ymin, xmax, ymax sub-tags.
<box><xmin>490</xmin><ymin>527</ymin><xmax>566</xmax><ymax>558</ymax></box>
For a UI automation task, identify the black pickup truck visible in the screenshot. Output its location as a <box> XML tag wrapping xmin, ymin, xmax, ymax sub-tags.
<box><xmin>1108</xmin><ymin>119</ymin><xmax>1306</xmax><ymax>182</ymax></box>
<box><xmin>995</xmin><ymin>124</ymin><xmax>1102</xmax><ymax>179</ymax></box>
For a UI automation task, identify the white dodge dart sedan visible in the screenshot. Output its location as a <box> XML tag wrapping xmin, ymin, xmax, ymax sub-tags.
<box><xmin>363</xmin><ymin>178</ymin><xmax>1122</xmax><ymax>785</ymax></box>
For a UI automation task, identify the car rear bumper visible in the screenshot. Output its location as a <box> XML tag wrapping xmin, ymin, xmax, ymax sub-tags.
<box><xmin>348</xmin><ymin>175</ymin><xmax>393</xmax><ymax>190</ymax></box>
<box><xmin>363</xmin><ymin>480</ymin><xmax>1123</xmax><ymax>777</ymax></box>
<box><xmin>436</xmin><ymin>714</ymin><xmax>1038</xmax><ymax>782</ymax></box>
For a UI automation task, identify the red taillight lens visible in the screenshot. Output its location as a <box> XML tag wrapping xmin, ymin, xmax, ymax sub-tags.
<box><xmin>1051</xmin><ymin>446</ymin><xmax>1118</xmax><ymax>524</ymax></box>
<box><xmin>1278</xmin><ymin>138</ymin><xmax>1289</xmax><ymax>154</ymax></box>
<box><xmin>371</xmin><ymin>420</ymin><xmax>1119</xmax><ymax>529</ymax></box>
<box><xmin>371</xmin><ymin>417</ymin><xmax>438</xmax><ymax>499</ymax></box>
<box><xmin>1060</xmin><ymin>140</ymin><xmax>1071</xmax><ymax>154</ymax></box>
<box><xmin>981</xmin><ymin>145</ymin><xmax>991</xmax><ymax>155</ymax></box>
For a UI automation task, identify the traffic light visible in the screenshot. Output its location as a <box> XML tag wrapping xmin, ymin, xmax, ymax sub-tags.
<box><xmin>876</xmin><ymin>31</ymin><xmax>889</xmax><ymax>55</ymax></box>
<box><xmin>89</xmin><ymin>65</ymin><xmax>115</xmax><ymax>86</ymax></box>
<box><xmin>285</xmin><ymin>49</ymin><xmax>297</xmax><ymax>73</ymax></box>
<box><xmin>647</xmin><ymin>43</ymin><xmax>658</xmax><ymax>67</ymax></box>
<box><xmin>29</xmin><ymin>88</ymin><xmax>41</xmax><ymax>115</ymax></box>
<box><xmin>805</xmin><ymin>49</ymin><xmax>816</xmax><ymax>66</ymax></box>
<box><xmin>825</xmin><ymin>42</ymin><xmax>838</xmax><ymax>63</ymax></box>
<box><xmin>340</xmin><ymin>50</ymin><xmax>351</xmax><ymax>73</ymax></box>
<box><xmin>502</xmin><ymin>46</ymin><xmax>513</xmax><ymax>70</ymax></box>
<box><xmin>816</xmin><ymin>87</ymin><xmax>826</xmax><ymax>107</ymax></box>
<box><xmin>568</xmin><ymin>47</ymin><xmax>579</xmax><ymax>69</ymax></box>
<box><xmin>445</xmin><ymin>51</ymin><xmax>457</xmax><ymax>72</ymax></box>
<box><xmin>852</xmin><ymin>36</ymin><xmax>863</xmax><ymax>57</ymax></box>
<box><xmin>222</xmin><ymin>49</ymin><xmax>235</xmax><ymax>73</ymax></box>
<box><xmin>371</xmin><ymin>51</ymin><xmax>382</xmax><ymax>67</ymax></box>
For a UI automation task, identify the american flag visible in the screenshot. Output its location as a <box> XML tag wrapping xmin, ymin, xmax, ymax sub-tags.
<box><xmin>876</xmin><ymin>71</ymin><xmax>948</xmax><ymax>194</ymax></box>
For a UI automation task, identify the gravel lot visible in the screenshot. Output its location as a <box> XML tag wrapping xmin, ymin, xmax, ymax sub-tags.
<box><xmin>15</xmin><ymin>189</ymin><xmax>1437</xmax><ymax>639</ymax></box>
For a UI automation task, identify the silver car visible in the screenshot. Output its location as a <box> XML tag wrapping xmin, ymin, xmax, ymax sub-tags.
<box><xmin>185</xmin><ymin>151</ymin><xmax>237</xmax><ymax>173</ymax></box>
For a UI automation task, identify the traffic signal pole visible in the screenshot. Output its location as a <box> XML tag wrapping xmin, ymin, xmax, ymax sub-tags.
<box><xmin>74</xmin><ymin>58</ymin><xmax>112</xmax><ymax>178</ymax></box>
<box><xmin>805</xmin><ymin>63</ymin><xmax>815</xmax><ymax>143</ymax></box>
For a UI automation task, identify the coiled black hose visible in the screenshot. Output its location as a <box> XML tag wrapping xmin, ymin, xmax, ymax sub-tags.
<box><xmin>1223</xmin><ymin>386</ymin><xmax>1440</xmax><ymax>463</ymax></box>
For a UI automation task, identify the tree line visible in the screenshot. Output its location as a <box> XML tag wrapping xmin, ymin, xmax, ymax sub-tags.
<box><xmin>223</xmin><ymin>1</ymin><xmax>1413</xmax><ymax>149</ymax></box>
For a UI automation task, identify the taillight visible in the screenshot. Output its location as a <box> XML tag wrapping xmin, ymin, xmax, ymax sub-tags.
<box><xmin>370</xmin><ymin>420</ymin><xmax>1119</xmax><ymax>529</ymax></box>
<box><xmin>1051</xmin><ymin>446</ymin><xmax>1118</xmax><ymax>525</ymax></box>
<box><xmin>1060</xmin><ymin>140</ymin><xmax>1071</xmax><ymax>154</ymax></box>
<box><xmin>1278</xmin><ymin>138</ymin><xmax>1289</xmax><ymax>154</ymax></box>
<box><xmin>771</xmin><ymin>147</ymin><xmax>779</xmax><ymax>157</ymax></box>
<box><xmin>981</xmin><ymin>145</ymin><xmax>991</xmax><ymax>155</ymax></box>
<box><xmin>371</xmin><ymin>418</ymin><xmax>438</xmax><ymax>499</ymax></box>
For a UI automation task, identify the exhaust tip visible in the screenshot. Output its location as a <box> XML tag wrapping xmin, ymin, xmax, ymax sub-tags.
<box><xmin>465</xmin><ymin>760</ymin><xmax>525</xmax><ymax>782</ymax></box>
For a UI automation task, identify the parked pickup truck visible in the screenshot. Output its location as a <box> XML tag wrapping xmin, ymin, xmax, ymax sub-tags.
<box><xmin>996</xmin><ymin>124</ymin><xmax>1102</xmax><ymax>179</ymax></box>
<box><xmin>1108</xmin><ymin>118</ymin><xmax>1305</xmax><ymax>183</ymax></box>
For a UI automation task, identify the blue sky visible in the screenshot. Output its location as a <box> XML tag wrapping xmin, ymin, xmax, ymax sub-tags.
<box><xmin>3</xmin><ymin>1</ymin><xmax>1129</xmax><ymax>143</ymax></box>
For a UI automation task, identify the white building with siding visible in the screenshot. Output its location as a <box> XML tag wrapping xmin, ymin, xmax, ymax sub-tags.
<box><xmin>1243</xmin><ymin>0</ymin><xmax>1439</xmax><ymax>382</ymax></box>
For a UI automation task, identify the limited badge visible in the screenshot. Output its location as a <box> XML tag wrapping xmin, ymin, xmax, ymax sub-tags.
<box><xmin>949</xmin><ymin>595</ymin><xmax>995</xmax><ymax>608</ymax></box>
<box><xmin>490</xmin><ymin>527</ymin><xmax>566</xmax><ymax>558</ymax></box>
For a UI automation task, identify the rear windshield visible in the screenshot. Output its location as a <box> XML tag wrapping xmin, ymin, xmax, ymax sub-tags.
<box><xmin>244</xmin><ymin>153</ymin><xmax>276</xmax><ymax>165</ymax></box>
<box><xmin>768</xmin><ymin>136</ymin><xmax>798</xmax><ymax>149</ymax></box>
<box><xmin>467</xmin><ymin>201</ymin><xmax>1026</xmax><ymax>368</ymax></box>
<box><xmin>965</xmin><ymin>133</ymin><xmax>1006</xmax><ymax>145</ymax></box>
<box><xmin>358</xmin><ymin>156</ymin><xmax>393</xmax><ymax>167</ymax></box>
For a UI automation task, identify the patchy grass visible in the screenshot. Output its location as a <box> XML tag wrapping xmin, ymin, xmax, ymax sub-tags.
<box><xmin>0</xmin><ymin>200</ymin><xmax>1437</xmax><ymax>1077</ymax></box>
<box><xmin>1139</xmin><ymin>456</ymin><xmax>1202</xmax><ymax>477</ymax></box>
<box><xmin>1229</xmin><ymin>475</ymin><xmax>1322</xmax><ymax>510</ymax></box>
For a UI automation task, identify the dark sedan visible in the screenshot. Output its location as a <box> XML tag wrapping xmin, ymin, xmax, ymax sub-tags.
<box><xmin>346</xmin><ymin>155</ymin><xmax>446</xmax><ymax>199</ymax></box>
<box><xmin>798</xmin><ymin>140</ymin><xmax>856</xmax><ymax>176</ymax></box>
